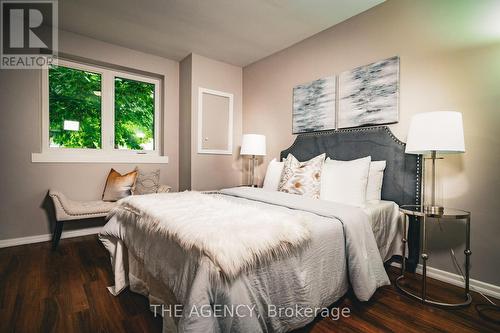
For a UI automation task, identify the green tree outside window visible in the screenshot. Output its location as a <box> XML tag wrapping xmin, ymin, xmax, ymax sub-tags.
<box><xmin>114</xmin><ymin>77</ymin><xmax>155</xmax><ymax>150</ymax></box>
<box><xmin>49</xmin><ymin>66</ymin><xmax>102</xmax><ymax>148</ymax></box>
<box><xmin>49</xmin><ymin>65</ymin><xmax>156</xmax><ymax>151</ymax></box>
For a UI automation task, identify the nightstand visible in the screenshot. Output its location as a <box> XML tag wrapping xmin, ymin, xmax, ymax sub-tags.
<box><xmin>397</xmin><ymin>205</ymin><xmax>472</xmax><ymax>308</ymax></box>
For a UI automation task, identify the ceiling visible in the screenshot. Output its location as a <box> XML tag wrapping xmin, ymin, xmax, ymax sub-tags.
<box><xmin>59</xmin><ymin>0</ymin><xmax>384</xmax><ymax>67</ymax></box>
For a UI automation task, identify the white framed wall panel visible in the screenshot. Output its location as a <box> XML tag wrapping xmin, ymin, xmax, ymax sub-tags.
<box><xmin>197</xmin><ymin>87</ymin><xmax>234</xmax><ymax>155</ymax></box>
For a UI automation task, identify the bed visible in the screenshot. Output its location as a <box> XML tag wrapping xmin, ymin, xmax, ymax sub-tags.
<box><xmin>99</xmin><ymin>126</ymin><xmax>421</xmax><ymax>333</ymax></box>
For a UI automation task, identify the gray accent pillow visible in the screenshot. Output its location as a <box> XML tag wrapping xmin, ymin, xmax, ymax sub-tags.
<box><xmin>132</xmin><ymin>169</ymin><xmax>160</xmax><ymax>195</ymax></box>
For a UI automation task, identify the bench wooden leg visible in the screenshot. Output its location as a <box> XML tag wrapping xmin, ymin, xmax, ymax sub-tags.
<box><xmin>52</xmin><ymin>221</ymin><xmax>63</xmax><ymax>250</ymax></box>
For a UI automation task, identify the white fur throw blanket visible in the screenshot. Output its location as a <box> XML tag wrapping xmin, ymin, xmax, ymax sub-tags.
<box><xmin>108</xmin><ymin>191</ymin><xmax>312</xmax><ymax>280</ymax></box>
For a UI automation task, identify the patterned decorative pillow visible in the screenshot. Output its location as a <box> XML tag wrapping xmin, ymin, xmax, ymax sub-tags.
<box><xmin>102</xmin><ymin>168</ymin><xmax>138</xmax><ymax>201</ymax></box>
<box><xmin>132</xmin><ymin>169</ymin><xmax>160</xmax><ymax>195</ymax></box>
<box><xmin>278</xmin><ymin>153</ymin><xmax>325</xmax><ymax>198</ymax></box>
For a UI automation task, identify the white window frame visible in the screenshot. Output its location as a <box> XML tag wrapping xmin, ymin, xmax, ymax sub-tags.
<box><xmin>32</xmin><ymin>59</ymin><xmax>168</xmax><ymax>163</ymax></box>
<box><xmin>197</xmin><ymin>87</ymin><xmax>234</xmax><ymax>155</ymax></box>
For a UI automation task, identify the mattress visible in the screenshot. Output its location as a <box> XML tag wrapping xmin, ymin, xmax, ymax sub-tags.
<box><xmin>100</xmin><ymin>188</ymin><xmax>393</xmax><ymax>332</ymax></box>
<box><xmin>101</xmin><ymin>199</ymin><xmax>350</xmax><ymax>333</ymax></box>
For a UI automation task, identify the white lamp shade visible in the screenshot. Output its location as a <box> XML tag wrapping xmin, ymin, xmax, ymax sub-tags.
<box><xmin>405</xmin><ymin>111</ymin><xmax>465</xmax><ymax>154</ymax></box>
<box><xmin>240</xmin><ymin>134</ymin><xmax>266</xmax><ymax>156</ymax></box>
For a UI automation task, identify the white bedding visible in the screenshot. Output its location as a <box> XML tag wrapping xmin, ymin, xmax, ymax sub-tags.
<box><xmin>362</xmin><ymin>200</ymin><xmax>404</xmax><ymax>261</ymax></box>
<box><xmin>107</xmin><ymin>191</ymin><xmax>312</xmax><ymax>281</ymax></box>
<box><xmin>100</xmin><ymin>188</ymin><xmax>398</xmax><ymax>333</ymax></box>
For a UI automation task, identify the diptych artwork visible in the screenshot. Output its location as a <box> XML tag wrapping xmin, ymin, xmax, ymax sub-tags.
<box><xmin>338</xmin><ymin>56</ymin><xmax>399</xmax><ymax>128</ymax></box>
<box><xmin>292</xmin><ymin>76</ymin><xmax>336</xmax><ymax>134</ymax></box>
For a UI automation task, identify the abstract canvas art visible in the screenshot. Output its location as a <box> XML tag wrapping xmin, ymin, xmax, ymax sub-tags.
<box><xmin>292</xmin><ymin>76</ymin><xmax>336</xmax><ymax>134</ymax></box>
<box><xmin>338</xmin><ymin>56</ymin><xmax>399</xmax><ymax>128</ymax></box>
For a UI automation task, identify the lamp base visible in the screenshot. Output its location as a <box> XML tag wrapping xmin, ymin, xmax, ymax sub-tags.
<box><xmin>423</xmin><ymin>205</ymin><xmax>444</xmax><ymax>215</ymax></box>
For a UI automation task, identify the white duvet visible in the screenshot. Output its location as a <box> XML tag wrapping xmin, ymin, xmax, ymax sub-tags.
<box><xmin>108</xmin><ymin>191</ymin><xmax>312</xmax><ymax>281</ymax></box>
<box><xmin>99</xmin><ymin>187</ymin><xmax>391</xmax><ymax>333</ymax></box>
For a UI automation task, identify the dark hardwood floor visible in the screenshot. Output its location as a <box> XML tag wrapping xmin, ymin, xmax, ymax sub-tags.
<box><xmin>0</xmin><ymin>235</ymin><xmax>498</xmax><ymax>332</ymax></box>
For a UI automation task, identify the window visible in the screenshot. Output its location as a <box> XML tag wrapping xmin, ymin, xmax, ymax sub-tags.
<box><xmin>114</xmin><ymin>77</ymin><xmax>155</xmax><ymax>151</ymax></box>
<box><xmin>49</xmin><ymin>65</ymin><xmax>102</xmax><ymax>149</ymax></box>
<box><xmin>33</xmin><ymin>59</ymin><xmax>167</xmax><ymax>163</ymax></box>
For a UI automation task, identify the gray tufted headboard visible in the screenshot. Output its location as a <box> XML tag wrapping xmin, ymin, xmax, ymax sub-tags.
<box><xmin>280</xmin><ymin>125</ymin><xmax>421</xmax><ymax>271</ymax></box>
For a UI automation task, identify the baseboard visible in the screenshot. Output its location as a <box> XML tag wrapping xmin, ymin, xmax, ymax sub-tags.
<box><xmin>390</xmin><ymin>262</ymin><xmax>500</xmax><ymax>300</ymax></box>
<box><xmin>0</xmin><ymin>226</ymin><xmax>102</xmax><ymax>249</ymax></box>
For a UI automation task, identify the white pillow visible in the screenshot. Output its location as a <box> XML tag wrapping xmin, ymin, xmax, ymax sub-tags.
<box><xmin>366</xmin><ymin>161</ymin><xmax>386</xmax><ymax>201</ymax></box>
<box><xmin>320</xmin><ymin>156</ymin><xmax>371</xmax><ymax>206</ymax></box>
<box><xmin>262</xmin><ymin>158</ymin><xmax>284</xmax><ymax>191</ymax></box>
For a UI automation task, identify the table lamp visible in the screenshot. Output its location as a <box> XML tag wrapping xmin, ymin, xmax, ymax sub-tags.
<box><xmin>405</xmin><ymin>111</ymin><xmax>465</xmax><ymax>214</ymax></box>
<box><xmin>241</xmin><ymin>134</ymin><xmax>266</xmax><ymax>187</ymax></box>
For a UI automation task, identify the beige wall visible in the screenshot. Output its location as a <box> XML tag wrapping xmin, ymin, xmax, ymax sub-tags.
<box><xmin>0</xmin><ymin>31</ymin><xmax>179</xmax><ymax>240</ymax></box>
<box><xmin>180</xmin><ymin>53</ymin><xmax>243</xmax><ymax>191</ymax></box>
<box><xmin>179</xmin><ymin>55</ymin><xmax>192</xmax><ymax>191</ymax></box>
<box><xmin>243</xmin><ymin>0</ymin><xmax>500</xmax><ymax>285</ymax></box>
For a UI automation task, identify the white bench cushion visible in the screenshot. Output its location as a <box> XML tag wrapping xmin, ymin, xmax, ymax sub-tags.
<box><xmin>49</xmin><ymin>190</ymin><xmax>117</xmax><ymax>221</ymax></box>
<box><xmin>49</xmin><ymin>185</ymin><xmax>171</xmax><ymax>222</ymax></box>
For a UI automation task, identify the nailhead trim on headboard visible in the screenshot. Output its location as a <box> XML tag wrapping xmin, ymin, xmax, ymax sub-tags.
<box><xmin>287</xmin><ymin>125</ymin><xmax>407</xmax><ymax>149</ymax></box>
<box><xmin>281</xmin><ymin>125</ymin><xmax>422</xmax><ymax>271</ymax></box>
<box><xmin>416</xmin><ymin>155</ymin><xmax>421</xmax><ymax>205</ymax></box>
<box><xmin>283</xmin><ymin>125</ymin><xmax>421</xmax><ymax>206</ymax></box>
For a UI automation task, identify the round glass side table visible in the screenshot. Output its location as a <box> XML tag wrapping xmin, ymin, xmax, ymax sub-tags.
<box><xmin>396</xmin><ymin>205</ymin><xmax>472</xmax><ymax>308</ymax></box>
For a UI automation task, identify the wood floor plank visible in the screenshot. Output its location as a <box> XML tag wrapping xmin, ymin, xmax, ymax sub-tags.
<box><xmin>40</xmin><ymin>297</ymin><xmax>59</xmax><ymax>333</ymax></box>
<box><xmin>0</xmin><ymin>235</ymin><xmax>498</xmax><ymax>333</ymax></box>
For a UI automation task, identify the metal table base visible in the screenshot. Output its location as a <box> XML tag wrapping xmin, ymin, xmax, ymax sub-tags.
<box><xmin>395</xmin><ymin>275</ymin><xmax>472</xmax><ymax>308</ymax></box>
<box><xmin>397</xmin><ymin>207</ymin><xmax>472</xmax><ymax>308</ymax></box>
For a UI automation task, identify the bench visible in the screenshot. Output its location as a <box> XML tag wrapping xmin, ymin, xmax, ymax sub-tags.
<box><xmin>49</xmin><ymin>185</ymin><xmax>171</xmax><ymax>249</ymax></box>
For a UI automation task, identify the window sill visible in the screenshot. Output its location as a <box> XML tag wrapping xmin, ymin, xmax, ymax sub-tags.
<box><xmin>31</xmin><ymin>152</ymin><xmax>169</xmax><ymax>164</ymax></box>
